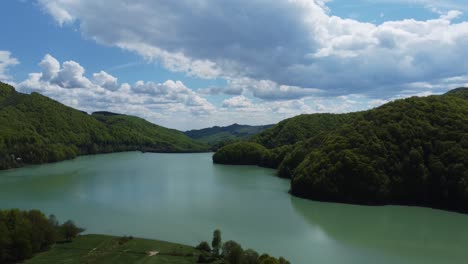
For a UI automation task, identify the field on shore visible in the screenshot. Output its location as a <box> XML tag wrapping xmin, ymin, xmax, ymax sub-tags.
<box><xmin>25</xmin><ymin>234</ymin><xmax>207</xmax><ymax>264</ymax></box>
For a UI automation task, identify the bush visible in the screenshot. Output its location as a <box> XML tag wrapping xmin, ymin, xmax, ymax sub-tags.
<box><xmin>118</xmin><ymin>236</ymin><xmax>133</xmax><ymax>245</ymax></box>
<box><xmin>243</xmin><ymin>249</ymin><xmax>260</xmax><ymax>264</ymax></box>
<box><xmin>195</xmin><ymin>241</ymin><xmax>211</xmax><ymax>252</ymax></box>
<box><xmin>60</xmin><ymin>220</ymin><xmax>85</xmax><ymax>242</ymax></box>
<box><xmin>197</xmin><ymin>251</ymin><xmax>215</xmax><ymax>263</ymax></box>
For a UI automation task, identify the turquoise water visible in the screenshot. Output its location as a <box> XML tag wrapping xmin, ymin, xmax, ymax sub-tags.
<box><xmin>1</xmin><ymin>152</ymin><xmax>467</xmax><ymax>264</ymax></box>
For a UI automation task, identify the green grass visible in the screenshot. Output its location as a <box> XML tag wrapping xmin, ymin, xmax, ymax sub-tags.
<box><xmin>25</xmin><ymin>235</ymin><xmax>204</xmax><ymax>264</ymax></box>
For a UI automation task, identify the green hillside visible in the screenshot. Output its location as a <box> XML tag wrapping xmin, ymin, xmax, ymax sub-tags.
<box><xmin>213</xmin><ymin>112</ymin><xmax>359</xmax><ymax>170</ymax></box>
<box><xmin>185</xmin><ymin>123</ymin><xmax>273</xmax><ymax>147</ymax></box>
<box><xmin>445</xmin><ymin>87</ymin><xmax>468</xmax><ymax>99</ymax></box>
<box><xmin>252</xmin><ymin>113</ymin><xmax>359</xmax><ymax>148</ymax></box>
<box><xmin>290</xmin><ymin>92</ymin><xmax>468</xmax><ymax>211</ymax></box>
<box><xmin>92</xmin><ymin>111</ymin><xmax>208</xmax><ymax>153</ymax></box>
<box><xmin>0</xmin><ymin>82</ymin><xmax>208</xmax><ymax>170</ymax></box>
<box><xmin>214</xmin><ymin>88</ymin><xmax>468</xmax><ymax>212</ymax></box>
<box><xmin>25</xmin><ymin>235</ymin><xmax>203</xmax><ymax>264</ymax></box>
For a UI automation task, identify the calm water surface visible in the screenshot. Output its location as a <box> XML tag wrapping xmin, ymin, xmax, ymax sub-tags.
<box><xmin>1</xmin><ymin>152</ymin><xmax>467</xmax><ymax>264</ymax></box>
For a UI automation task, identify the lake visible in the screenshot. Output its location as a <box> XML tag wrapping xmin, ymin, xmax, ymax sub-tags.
<box><xmin>1</xmin><ymin>152</ymin><xmax>467</xmax><ymax>264</ymax></box>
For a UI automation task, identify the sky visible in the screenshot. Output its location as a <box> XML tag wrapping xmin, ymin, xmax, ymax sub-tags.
<box><xmin>1</xmin><ymin>0</ymin><xmax>468</xmax><ymax>130</ymax></box>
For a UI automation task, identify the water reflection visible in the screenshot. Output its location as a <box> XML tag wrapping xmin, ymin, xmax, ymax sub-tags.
<box><xmin>290</xmin><ymin>195</ymin><xmax>468</xmax><ymax>263</ymax></box>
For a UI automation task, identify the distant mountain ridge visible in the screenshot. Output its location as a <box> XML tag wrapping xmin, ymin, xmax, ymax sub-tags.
<box><xmin>185</xmin><ymin>123</ymin><xmax>273</xmax><ymax>146</ymax></box>
<box><xmin>0</xmin><ymin>82</ymin><xmax>209</xmax><ymax>170</ymax></box>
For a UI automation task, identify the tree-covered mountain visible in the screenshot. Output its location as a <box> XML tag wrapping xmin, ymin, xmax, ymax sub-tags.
<box><xmin>185</xmin><ymin>123</ymin><xmax>273</xmax><ymax>147</ymax></box>
<box><xmin>213</xmin><ymin>113</ymin><xmax>358</xmax><ymax>170</ymax></box>
<box><xmin>0</xmin><ymin>82</ymin><xmax>208</xmax><ymax>169</ymax></box>
<box><xmin>214</xmin><ymin>88</ymin><xmax>468</xmax><ymax>212</ymax></box>
<box><xmin>252</xmin><ymin>113</ymin><xmax>360</xmax><ymax>148</ymax></box>
<box><xmin>445</xmin><ymin>87</ymin><xmax>468</xmax><ymax>99</ymax></box>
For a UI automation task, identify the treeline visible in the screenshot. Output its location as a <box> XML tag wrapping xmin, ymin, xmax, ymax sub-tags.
<box><xmin>213</xmin><ymin>88</ymin><xmax>468</xmax><ymax>212</ymax></box>
<box><xmin>213</xmin><ymin>113</ymin><xmax>358</xmax><ymax>169</ymax></box>
<box><xmin>212</xmin><ymin>142</ymin><xmax>293</xmax><ymax>171</ymax></box>
<box><xmin>252</xmin><ymin>113</ymin><xmax>359</xmax><ymax>148</ymax></box>
<box><xmin>0</xmin><ymin>82</ymin><xmax>208</xmax><ymax>170</ymax></box>
<box><xmin>0</xmin><ymin>209</ymin><xmax>84</xmax><ymax>263</ymax></box>
<box><xmin>195</xmin><ymin>229</ymin><xmax>290</xmax><ymax>264</ymax></box>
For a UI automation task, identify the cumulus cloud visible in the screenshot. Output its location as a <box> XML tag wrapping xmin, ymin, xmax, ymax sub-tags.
<box><xmin>39</xmin><ymin>54</ymin><xmax>60</xmax><ymax>81</ymax></box>
<box><xmin>93</xmin><ymin>71</ymin><xmax>118</xmax><ymax>91</ymax></box>
<box><xmin>17</xmin><ymin>54</ymin><xmax>216</xmax><ymax>129</ymax></box>
<box><xmin>38</xmin><ymin>0</ymin><xmax>468</xmax><ymax>99</ymax></box>
<box><xmin>0</xmin><ymin>51</ymin><xmax>19</xmax><ymax>81</ymax></box>
<box><xmin>222</xmin><ymin>96</ymin><xmax>253</xmax><ymax>108</ymax></box>
<box><xmin>37</xmin><ymin>54</ymin><xmax>95</xmax><ymax>89</ymax></box>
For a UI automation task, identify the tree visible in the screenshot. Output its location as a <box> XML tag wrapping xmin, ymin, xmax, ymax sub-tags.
<box><xmin>258</xmin><ymin>254</ymin><xmax>280</xmax><ymax>264</ymax></box>
<box><xmin>222</xmin><ymin>240</ymin><xmax>243</xmax><ymax>264</ymax></box>
<box><xmin>0</xmin><ymin>221</ymin><xmax>11</xmax><ymax>263</ymax></box>
<box><xmin>0</xmin><ymin>209</ymin><xmax>85</xmax><ymax>264</ymax></box>
<box><xmin>211</xmin><ymin>229</ymin><xmax>222</xmax><ymax>256</ymax></box>
<box><xmin>243</xmin><ymin>249</ymin><xmax>259</xmax><ymax>264</ymax></box>
<box><xmin>48</xmin><ymin>214</ymin><xmax>59</xmax><ymax>227</ymax></box>
<box><xmin>195</xmin><ymin>241</ymin><xmax>211</xmax><ymax>252</ymax></box>
<box><xmin>60</xmin><ymin>220</ymin><xmax>84</xmax><ymax>241</ymax></box>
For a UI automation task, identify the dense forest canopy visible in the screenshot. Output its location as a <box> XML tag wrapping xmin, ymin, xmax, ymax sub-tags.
<box><xmin>0</xmin><ymin>82</ymin><xmax>208</xmax><ymax>169</ymax></box>
<box><xmin>445</xmin><ymin>87</ymin><xmax>468</xmax><ymax>99</ymax></box>
<box><xmin>213</xmin><ymin>112</ymin><xmax>360</xmax><ymax>172</ymax></box>
<box><xmin>252</xmin><ymin>113</ymin><xmax>360</xmax><ymax>148</ymax></box>
<box><xmin>214</xmin><ymin>88</ymin><xmax>468</xmax><ymax>212</ymax></box>
<box><xmin>0</xmin><ymin>209</ymin><xmax>83</xmax><ymax>263</ymax></box>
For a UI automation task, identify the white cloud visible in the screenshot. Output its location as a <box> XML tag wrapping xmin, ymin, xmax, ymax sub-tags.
<box><xmin>39</xmin><ymin>0</ymin><xmax>73</xmax><ymax>25</ymax></box>
<box><xmin>39</xmin><ymin>54</ymin><xmax>60</xmax><ymax>81</ymax></box>
<box><xmin>222</xmin><ymin>96</ymin><xmax>253</xmax><ymax>108</ymax></box>
<box><xmin>37</xmin><ymin>0</ymin><xmax>468</xmax><ymax>100</ymax></box>
<box><xmin>0</xmin><ymin>51</ymin><xmax>19</xmax><ymax>81</ymax></box>
<box><xmin>53</xmin><ymin>60</ymin><xmax>94</xmax><ymax>88</ymax></box>
<box><xmin>17</xmin><ymin>54</ymin><xmax>216</xmax><ymax>129</ymax></box>
<box><xmin>93</xmin><ymin>71</ymin><xmax>118</xmax><ymax>91</ymax></box>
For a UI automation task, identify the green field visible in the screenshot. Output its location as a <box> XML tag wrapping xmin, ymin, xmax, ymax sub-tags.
<box><xmin>25</xmin><ymin>235</ymin><xmax>206</xmax><ymax>264</ymax></box>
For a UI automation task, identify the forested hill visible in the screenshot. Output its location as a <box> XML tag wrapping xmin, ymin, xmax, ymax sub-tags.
<box><xmin>214</xmin><ymin>88</ymin><xmax>468</xmax><ymax>213</ymax></box>
<box><xmin>445</xmin><ymin>87</ymin><xmax>468</xmax><ymax>99</ymax></box>
<box><xmin>213</xmin><ymin>112</ymin><xmax>359</xmax><ymax>168</ymax></box>
<box><xmin>185</xmin><ymin>123</ymin><xmax>273</xmax><ymax>146</ymax></box>
<box><xmin>0</xmin><ymin>82</ymin><xmax>208</xmax><ymax>170</ymax></box>
<box><xmin>251</xmin><ymin>113</ymin><xmax>360</xmax><ymax>148</ymax></box>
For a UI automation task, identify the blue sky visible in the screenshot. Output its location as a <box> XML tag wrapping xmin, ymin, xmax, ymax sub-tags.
<box><xmin>1</xmin><ymin>0</ymin><xmax>468</xmax><ymax>130</ymax></box>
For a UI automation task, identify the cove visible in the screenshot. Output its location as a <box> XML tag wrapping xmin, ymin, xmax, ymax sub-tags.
<box><xmin>0</xmin><ymin>152</ymin><xmax>467</xmax><ymax>264</ymax></box>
